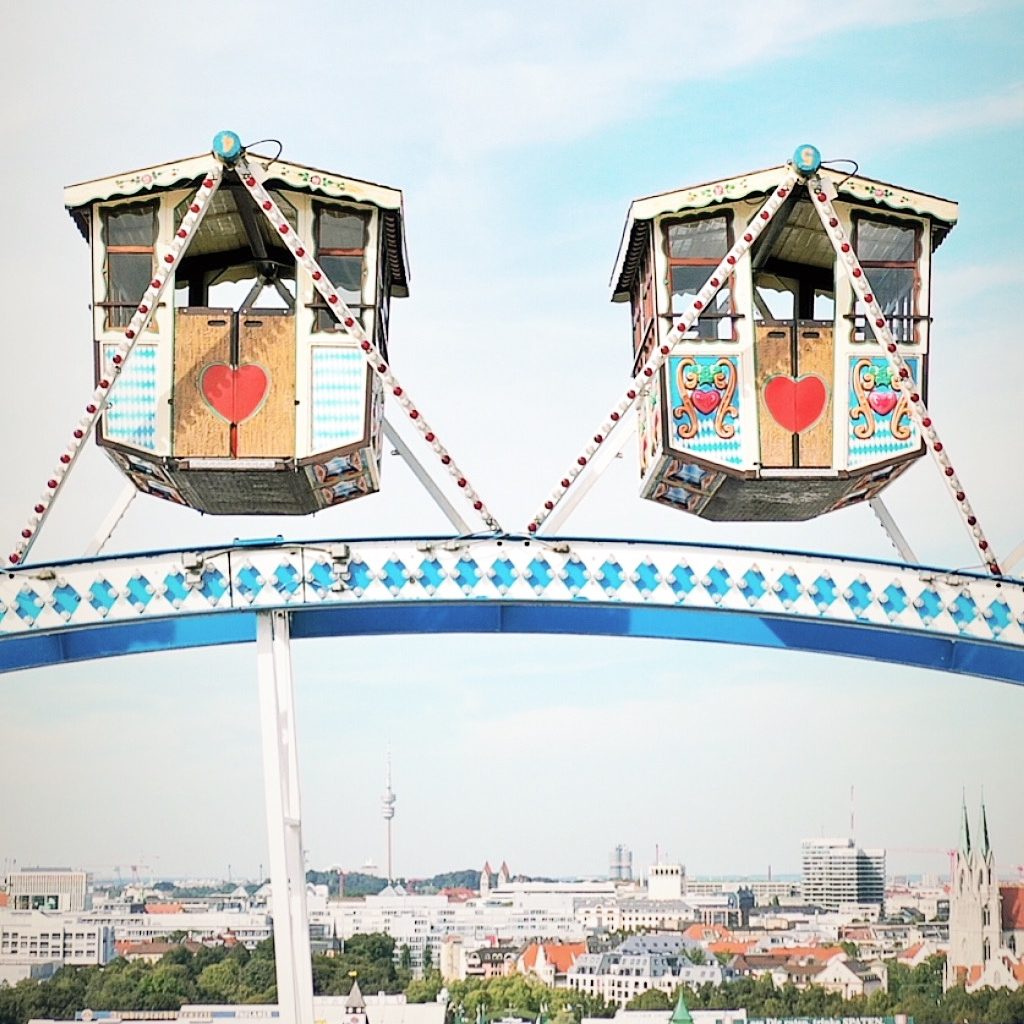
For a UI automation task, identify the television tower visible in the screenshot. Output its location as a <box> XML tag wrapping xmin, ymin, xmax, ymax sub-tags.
<box><xmin>382</xmin><ymin>753</ymin><xmax>396</xmax><ymax>883</ymax></box>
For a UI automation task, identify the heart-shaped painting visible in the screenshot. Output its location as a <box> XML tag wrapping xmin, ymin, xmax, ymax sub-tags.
<box><xmin>200</xmin><ymin>363</ymin><xmax>270</xmax><ymax>424</ymax></box>
<box><xmin>764</xmin><ymin>374</ymin><xmax>828</xmax><ymax>434</ymax></box>
<box><xmin>867</xmin><ymin>389</ymin><xmax>898</xmax><ymax>417</ymax></box>
<box><xmin>691</xmin><ymin>386</ymin><xmax>722</xmax><ymax>416</ymax></box>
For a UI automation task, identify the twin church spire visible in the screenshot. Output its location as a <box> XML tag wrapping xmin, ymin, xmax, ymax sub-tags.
<box><xmin>960</xmin><ymin>793</ymin><xmax>992</xmax><ymax>859</ymax></box>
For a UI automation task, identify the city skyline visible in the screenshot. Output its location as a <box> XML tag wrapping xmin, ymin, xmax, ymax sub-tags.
<box><xmin>1</xmin><ymin>1</ymin><xmax>1022</xmax><ymax>884</ymax></box>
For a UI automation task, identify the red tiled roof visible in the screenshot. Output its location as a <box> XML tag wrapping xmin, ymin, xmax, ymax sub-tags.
<box><xmin>1001</xmin><ymin>885</ymin><xmax>1024</xmax><ymax>930</ymax></box>
<box><xmin>709</xmin><ymin>940</ymin><xmax>755</xmax><ymax>956</ymax></box>
<box><xmin>145</xmin><ymin>902</ymin><xmax>185</xmax><ymax>914</ymax></box>
<box><xmin>897</xmin><ymin>942</ymin><xmax>925</xmax><ymax>961</ymax></box>
<box><xmin>118</xmin><ymin>939</ymin><xmax>202</xmax><ymax>957</ymax></box>
<box><xmin>521</xmin><ymin>942</ymin><xmax>587</xmax><ymax>974</ymax></box>
<box><xmin>770</xmin><ymin>945</ymin><xmax>846</xmax><ymax>962</ymax></box>
<box><xmin>442</xmin><ymin>887</ymin><xmax>476</xmax><ymax>902</ymax></box>
<box><xmin>0</xmin><ymin>892</ymin><xmax>8</xmax><ymax>908</ymax></box>
<box><xmin>682</xmin><ymin>923</ymin><xmax>733</xmax><ymax>942</ymax></box>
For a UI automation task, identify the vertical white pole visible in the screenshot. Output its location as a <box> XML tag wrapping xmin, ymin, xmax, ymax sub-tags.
<box><xmin>256</xmin><ymin>610</ymin><xmax>314</xmax><ymax>1023</ymax></box>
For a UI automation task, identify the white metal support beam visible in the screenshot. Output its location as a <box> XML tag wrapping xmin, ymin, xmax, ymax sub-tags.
<box><xmin>256</xmin><ymin>610</ymin><xmax>314</xmax><ymax>1023</ymax></box>
<box><xmin>869</xmin><ymin>497</ymin><xmax>918</xmax><ymax>565</ymax></box>
<box><xmin>84</xmin><ymin>483</ymin><xmax>137</xmax><ymax>558</ymax></box>
<box><xmin>383</xmin><ymin>418</ymin><xmax>473</xmax><ymax>534</ymax></box>
<box><xmin>541</xmin><ymin>420</ymin><xmax>637</xmax><ymax>535</ymax></box>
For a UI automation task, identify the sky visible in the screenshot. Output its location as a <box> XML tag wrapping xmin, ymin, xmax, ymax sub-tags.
<box><xmin>1</xmin><ymin>0</ymin><xmax>1023</xmax><ymax>886</ymax></box>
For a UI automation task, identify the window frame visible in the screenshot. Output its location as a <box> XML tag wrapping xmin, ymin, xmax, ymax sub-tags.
<box><xmin>310</xmin><ymin>202</ymin><xmax>371</xmax><ymax>332</ymax></box>
<box><xmin>661</xmin><ymin>210</ymin><xmax>736</xmax><ymax>342</ymax></box>
<box><xmin>849</xmin><ymin>212</ymin><xmax>924</xmax><ymax>344</ymax></box>
<box><xmin>99</xmin><ymin>200</ymin><xmax>159</xmax><ymax>330</ymax></box>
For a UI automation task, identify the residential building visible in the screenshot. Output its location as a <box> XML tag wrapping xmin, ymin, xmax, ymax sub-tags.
<box><xmin>0</xmin><ymin>910</ymin><xmax>114</xmax><ymax>965</ymax></box>
<box><xmin>801</xmin><ymin>838</ymin><xmax>885</xmax><ymax>912</ymax></box>
<box><xmin>518</xmin><ymin>941</ymin><xmax>587</xmax><ymax>987</ymax></box>
<box><xmin>814</xmin><ymin>956</ymin><xmax>887</xmax><ymax>999</ymax></box>
<box><xmin>567</xmin><ymin>933</ymin><xmax>726</xmax><ymax>1005</ymax></box>
<box><xmin>5</xmin><ymin>868</ymin><xmax>90</xmax><ymax>912</ymax></box>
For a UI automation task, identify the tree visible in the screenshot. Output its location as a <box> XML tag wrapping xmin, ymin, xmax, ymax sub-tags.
<box><xmin>400</xmin><ymin>944</ymin><xmax>413</xmax><ymax>972</ymax></box>
<box><xmin>625</xmin><ymin>989</ymin><xmax>671</xmax><ymax>1010</ymax></box>
<box><xmin>422</xmin><ymin>945</ymin><xmax>434</xmax><ymax>974</ymax></box>
<box><xmin>197</xmin><ymin>959</ymin><xmax>244</xmax><ymax>1003</ymax></box>
<box><xmin>406</xmin><ymin>972</ymin><xmax>444</xmax><ymax>1003</ymax></box>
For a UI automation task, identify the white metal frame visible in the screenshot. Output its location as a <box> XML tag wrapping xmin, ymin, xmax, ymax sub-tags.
<box><xmin>256</xmin><ymin>610</ymin><xmax>315</xmax><ymax>1024</ymax></box>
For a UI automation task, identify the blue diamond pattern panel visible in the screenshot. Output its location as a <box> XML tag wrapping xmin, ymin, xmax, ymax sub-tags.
<box><xmin>236</xmin><ymin>565</ymin><xmax>265</xmax><ymax>602</ymax></box>
<box><xmin>88</xmin><ymin>579</ymin><xmax>118</xmax><ymax>615</ymax></box>
<box><xmin>525</xmin><ymin>558</ymin><xmax>553</xmax><ymax>593</ymax></box>
<box><xmin>633</xmin><ymin>561</ymin><xmax>660</xmax><ymax>596</ymax></box>
<box><xmin>417</xmin><ymin>558</ymin><xmax>445</xmax><ymax>592</ymax></box>
<box><xmin>561</xmin><ymin>558</ymin><xmax>589</xmax><ymax>595</ymax></box>
<box><xmin>311</xmin><ymin>347</ymin><xmax>366</xmax><ymax>451</ymax></box>
<box><xmin>848</xmin><ymin>357</ymin><xmax>920</xmax><ymax>469</ymax></box>
<box><xmin>985</xmin><ymin>599</ymin><xmax>1011</xmax><ymax>636</ymax></box>
<box><xmin>599</xmin><ymin>560</ymin><xmax>625</xmax><ymax>595</ymax></box>
<box><xmin>949</xmin><ymin>593</ymin><xmax>978</xmax><ymax>631</ymax></box>
<box><xmin>811</xmin><ymin>574</ymin><xmax>837</xmax><ymax>612</ymax></box>
<box><xmin>15</xmin><ymin>588</ymin><xmax>44</xmax><ymax>625</ymax></box>
<box><xmin>308</xmin><ymin>560</ymin><xmax>337</xmax><ymax>597</ymax></box>
<box><xmin>776</xmin><ymin>571</ymin><xmax>802</xmax><ymax>606</ymax></box>
<box><xmin>163</xmin><ymin>572</ymin><xmax>189</xmax><ymax>606</ymax></box>
<box><xmin>668</xmin><ymin>562</ymin><xmax>696</xmax><ymax>600</ymax></box>
<box><xmin>667</xmin><ymin>356</ymin><xmax>743</xmax><ymax>467</ymax></box>
<box><xmin>742</xmin><ymin>567</ymin><xmax>767</xmax><ymax>602</ymax></box>
<box><xmin>880</xmin><ymin>582</ymin><xmax>908</xmax><ymax>617</ymax></box>
<box><xmin>844</xmin><ymin>578</ymin><xmax>873</xmax><ymax>617</ymax></box>
<box><xmin>102</xmin><ymin>343</ymin><xmax>159</xmax><ymax>451</ymax></box>
<box><xmin>453</xmin><ymin>558</ymin><xmax>481</xmax><ymax>593</ymax></box>
<box><xmin>382</xmin><ymin>559</ymin><xmax>410</xmax><ymax>593</ymax></box>
<box><xmin>52</xmin><ymin>584</ymin><xmax>82</xmax><ymax>618</ymax></box>
<box><xmin>273</xmin><ymin>563</ymin><xmax>301</xmax><ymax>598</ymax></box>
<box><xmin>915</xmin><ymin>586</ymin><xmax>943</xmax><ymax>624</ymax></box>
<box><xmin>704</xmin><ymin>565</ymin><xmax>732</xmax><ymax>601</ymax></box>
<box><xmin>345</xmin><ymin>560</ymin><xmax>373</xmax><ymax>592</ymax></box>
<box><xmin>199</xmin><ymin>568</ymin><xmax>228</xmax><ymax>604</ymax></box>
<box><xmin>490</xmin><ymin>558</ymin><xmax>517</xmax><ymax>592</ymax></box>
<box><xmin>125</xmin><ymin>575</ymin><xmax>154</xmax><ymax>612</ymax></box>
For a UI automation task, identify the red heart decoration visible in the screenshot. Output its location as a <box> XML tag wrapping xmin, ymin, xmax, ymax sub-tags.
<box><xmin>691</xmin><ymin>387</ymin><xmax>722</xmax><ymax>415</ymax></box>
<box><xmin>200</xmin><ymin>363</ymin><xmax>269</xmax><ymax>424</ymax></box>
<box><xmin>867</xmin><ymin>389</ymin><xmax>898</xmax><ymax>417</ymax></box>
<box><xmin>764</xmin><ymin>374</ymin><xmax>828</xmax><ymax>434</ymax></box>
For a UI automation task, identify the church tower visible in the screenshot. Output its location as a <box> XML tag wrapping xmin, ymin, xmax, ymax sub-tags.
<box><xmin>946</xmin><ymin>797</ymin><xmax>1002</xmax><ymax>987</ymax></box>
<box><xmin>344</xmin><ymin>977</ymin><xmax>368</xmax><ymax>1024</ymax></box>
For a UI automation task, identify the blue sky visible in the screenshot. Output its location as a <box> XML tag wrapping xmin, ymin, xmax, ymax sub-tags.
<box><xmin>1</xmin><ymin>0</ymin><xmax>1022</xmax><ymax>883</ymax></box>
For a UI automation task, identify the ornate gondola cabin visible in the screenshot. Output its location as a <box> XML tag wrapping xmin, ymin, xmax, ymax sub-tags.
<box><xmin>64</xmin><ymin>144</ymin><xmax>408</xmax><ymax>514</ymax></box>
<box><xmin>612</xmin><ymin>157</ymin><xmax>957</xmax><ymax>520</ymax></box>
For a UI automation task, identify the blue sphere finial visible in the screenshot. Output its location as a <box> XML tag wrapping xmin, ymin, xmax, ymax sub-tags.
<box><xmin>792</xmin><ymin>144</ymin><xmax>822</xmax><ymax>175</ymax></box>
<box><xmin>212</xmin><ymin>130</ymin><xmax>243</xmax><ymax>164</ymax></box>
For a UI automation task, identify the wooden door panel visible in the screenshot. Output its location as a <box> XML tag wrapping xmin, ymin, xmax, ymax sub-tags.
<box><xmin>236</xmin><ymin>312</ymin><xmax>296</xmax><ymax>458</ymax></box>
<box><xmin>173</xmin><ymin>309</ymin><xmax>232</xmax><ymax>457</ymax></box>
<box><xmin>756</xmin><ymin>325</ymin><xmax>793</xmax><ymax>468</ymax></box>
<box><xmin>795</xmin><ymin>324</ymin><xmax>833</xmax><ymax>468</ymax></box>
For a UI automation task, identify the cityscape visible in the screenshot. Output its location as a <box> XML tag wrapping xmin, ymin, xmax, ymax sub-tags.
<box><xmin>1</xmin><ymin>777</ymin><xmax>1022</xmax><ymax>1024</ymax></box>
